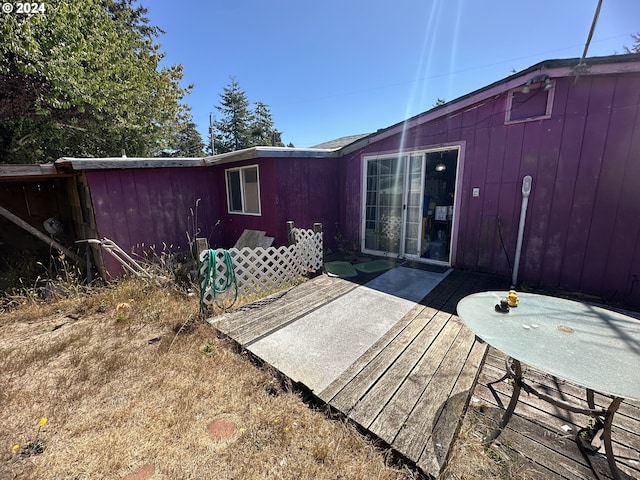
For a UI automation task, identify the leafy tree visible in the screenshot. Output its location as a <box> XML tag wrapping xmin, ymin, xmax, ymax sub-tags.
<box><xmin>213</xmin><ymin>78</ymin><xmax>253</xmax><ymax>153</ymax></box>
<box><xmin>433</xmin><ymin>98</ymin><xmax>446</xmax><ymax>107</ymax></box>
<box><xmin>0</xmin><ymin>0</ymin><xmax>191</xmax><ymax>164</ymax></box>
<box><xmin>623</xmin><ymin>33</ymin><xmax>640</xmax><ymax>53</ymax></box>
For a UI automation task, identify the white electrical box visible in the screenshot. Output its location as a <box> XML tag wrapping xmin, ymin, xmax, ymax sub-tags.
<box><xmin>472</xmin><ymin>188</ymin><xmax>480</xmax><ymax>197</ymax></box>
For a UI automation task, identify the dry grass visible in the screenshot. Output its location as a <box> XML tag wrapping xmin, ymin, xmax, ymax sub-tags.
<box><xmin>1</xmin><ymin>276</ymin><xmax>546</xmax><ymax>480</ymax></box>
<box><xmin>0</xmin><ymin>278</ymin><xmax>418</xmax><ymax>480</ymax></box>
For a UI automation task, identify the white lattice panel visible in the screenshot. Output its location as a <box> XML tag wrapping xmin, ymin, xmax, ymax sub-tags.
<box><xmin>294</xmin><ymin>228</ymin><xmax>323</xmax><ymax>272</ymax></box>
<box><xmin>381</xmin><ymin>215</ymin><xmax>402</xmax><ymax>241</ymax></box>
<box><xmin>199</xmin><ymin>228</ymin><xmax>323</xmax><ymax>304</ymax></box>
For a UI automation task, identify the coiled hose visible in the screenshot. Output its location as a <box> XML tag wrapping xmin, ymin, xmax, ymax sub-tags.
<box><xmin>199</xmin><ymin>249</ymin><xmax>238</xmax><ymax>312</ymax></box>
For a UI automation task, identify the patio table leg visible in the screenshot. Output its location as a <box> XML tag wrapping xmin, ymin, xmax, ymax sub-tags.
<box><xmin>586</xmin><ymin>388</ymin><xmax>595</xmax><ymax>409</ymax></box>
<box><xmin>484</xmin><ymin>357</ymin><xmax>522</xmax><ymax>445</ymax></box>
<box><xmin>602</xmin><ymin>397</ymin><xmax>624</xmax><ymax>480</ymax></box>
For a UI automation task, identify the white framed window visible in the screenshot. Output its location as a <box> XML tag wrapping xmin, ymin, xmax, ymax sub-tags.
<box><xmin>225</xmin><ymin>165</ymin><xmax>261</xmax><ymax>215</ymax></box>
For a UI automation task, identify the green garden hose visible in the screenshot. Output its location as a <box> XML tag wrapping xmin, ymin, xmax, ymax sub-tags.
<box><xmin>199</xmin><ymin>249</ymin><xmax>238</xmax><ymax>312</ymax></box>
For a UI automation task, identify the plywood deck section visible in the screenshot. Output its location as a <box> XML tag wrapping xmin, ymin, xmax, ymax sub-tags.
<box><xmin>214</xmin><ymin>269</ymin><xmax>640</xmax><ymax>479</ymax></box>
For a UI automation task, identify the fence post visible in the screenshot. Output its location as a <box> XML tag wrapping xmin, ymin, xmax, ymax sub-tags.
<box><xmin>311</xmin><ymin>223</ymin><xmax>323</xmax><ymax>277</ymax></box>
<box><xmin>287</xmin><ymin>220</ymin><xmax>296</xmax><ymax>245</ymax></box>
<box><xmin>195</xmin><ymin>237</ymin><xmax>209</xmax><ymax>258</ymax></box>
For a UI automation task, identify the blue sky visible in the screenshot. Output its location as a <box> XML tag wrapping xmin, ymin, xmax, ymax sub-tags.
<box><xmin>145</xmin><ymin>0</ymin><xmax>640</xmax><ymax>149</ymax></box>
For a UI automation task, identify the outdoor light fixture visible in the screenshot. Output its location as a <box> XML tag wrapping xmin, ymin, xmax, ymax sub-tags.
<box><xmin>435</xmin><ymin>153</ymin><xmax>446</xmax><ymax>172</ymax></box>
<box><xmin>521</xmin><ymin>75</ymin><xmax>552</xmax><ymax>94</ymax></box>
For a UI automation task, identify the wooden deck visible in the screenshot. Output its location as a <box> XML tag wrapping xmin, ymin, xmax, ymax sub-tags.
<box><xmin>214</xmin><ymin>268</ymin><xmax>640</xmax><ymax>479</ymax></box>
<box><xmin>471</xmin><ymin>348</ymin><xmax>640</xmax><ymax>479</ymax></box>
<box><xmin>316</xmin><ymin>269</ymin><xmax>505</xmax><ymax>476</ymax></box>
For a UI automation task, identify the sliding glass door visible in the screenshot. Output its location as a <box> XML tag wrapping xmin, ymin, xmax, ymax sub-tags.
<box><xmin>363</xmin><ymin>155</ymin><xmax>405</xmax><ymax>255</ymax></box>
<box><xmin>403</xmin><ymin>154</ymin><xmax>426</xmax><ymax>258</ymax></box>
<box><xmin>362</xmin><ymin>148</ymin><xmax>458</xmax><ymax>264</ymax></box>
<box><xmin>363</xmin><ymin>153</ymin><xmax>425</xmax><ymax>259</ymax></box>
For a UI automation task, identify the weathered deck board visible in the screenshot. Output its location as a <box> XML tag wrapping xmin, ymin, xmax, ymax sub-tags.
<box><xmin>348</xmin><ymin>312</ymin><xmax>457</xmax><ymax>429</ymax></box>
<box><xmin>317</xmin><ymin>302</ymin><xmax>433</xmax><ymax>404</ymax></box>
<box><xmin>211</xmin><ymin>267</ymin><xmax>640</xmax><ymax>480</ymax></box>
<box><xmin>320</xmin><ymin>306</ymin><xmax>446</xmax><ymax>413</ymax></box>
<box><xmin>493</xmin><ymin>414</ymin><xmax>597</xmax><ymax>480</ymax></box>
<box><xmin>317</xmin><ymin>270</ymin><xmax>475</xmax><ymax>404</ymax></box>
<box><xmin>391</xmin><ymin>323</ymin><xmax>475</xmax><ymax>458</ymax></box>
<box><xmin>319</xmin><ymin>269</ymin><xmax>504</xmax><ymax>478</ymax></box>
<box><xmin>364</xmin><ymin>318</ymin><xmax>463</xmax><ymax>437</ymax></box>
<box><xmin>417</xmin><ymin>337</ymin><xmax>488</xmax><ymax>474</ymax></box>
<box><xmin>215</xmin><ymin>275</ymin><xmax>349</xmax><ymax>333</ymax></box>
<box><xmin>472</xmin><ymin>347</ymin><xmax>640</xmax><ymax>479</ymax></box>
<box><xmin>216</xmin><ymin>276</ymin><xmax>357</xmax><ymax>345</ymax></box>
<box><xmin>481</xmin><ymin>352</ymin><xmax>640</xmax><ymax>461</ymax></box>
<box><xmin>321</xmin><ymin>268</ymin><xmax>494</xmax><ymax>412</ymax></box>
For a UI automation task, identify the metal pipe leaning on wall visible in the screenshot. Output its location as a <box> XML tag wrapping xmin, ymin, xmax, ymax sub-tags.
<box><xmin>512</xmin><ymin>175</ymin><xmax>532</xmax><ymax>288</ymax></box>
<box><xmin>77</xmin><ymin>237</ymin><xmax>167</xmax><ymax>284</ymax></box>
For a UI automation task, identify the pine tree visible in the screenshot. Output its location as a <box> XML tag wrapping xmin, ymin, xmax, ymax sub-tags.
<box><xmin>623</xmin><ymin>33</ymin><xmax>640</xmax><ymax>53</ymax></box>
<box><xmin>251</xmin><ymin>102</ymin><xmax>277</xmax><ymax>146</ymax></box>
<box><xmin>161</xmin><ymin>120</ymin><xmax>204</xmax><ymax>157</ymax></box>
<box><xmin>211</xmin><ymin>80</ymin><xmax>288</xmax><ymax>153</ymax></box>
<box><xmin>213</xmin><ymin>78</ymin><xmax>253</xmax><ymax>153</ymax></box>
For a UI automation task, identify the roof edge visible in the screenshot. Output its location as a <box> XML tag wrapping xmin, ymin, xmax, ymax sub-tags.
<box><xmin>203</xmin><ymin>146</ymin><xmax>338</xmax><ymax>165</ymax></box>
<box><xmin>0</xmin><ymin>163</ymin><xmax>64</xmax><ymax>179</ymax></box>
<box><xmin>55</xmin><ymin>157</ymin><xmax>206</xmax><ymax>171</ymax></box>
<box><xmin>340</xmin><ymin>53</ymin><xmax>640</xmax><ymax>156</ymax></box>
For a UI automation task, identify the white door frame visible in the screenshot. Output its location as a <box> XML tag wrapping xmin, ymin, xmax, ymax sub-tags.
<box><xmin>361</xmin><ymin>143</ymin><xmax>464</xmax><ymax>266</ymax></box>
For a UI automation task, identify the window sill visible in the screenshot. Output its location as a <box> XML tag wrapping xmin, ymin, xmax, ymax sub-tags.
<box><xmin>227</xmin><ymin>211</ymin><xmax>262</xmax><ymax>217</ymax></box>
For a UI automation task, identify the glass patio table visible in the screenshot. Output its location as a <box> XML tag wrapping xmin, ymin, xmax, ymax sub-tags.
<box><xmin>457</xmin><ymin>291</ymin><xmax>640</xmax><ymax>480</ymax></box>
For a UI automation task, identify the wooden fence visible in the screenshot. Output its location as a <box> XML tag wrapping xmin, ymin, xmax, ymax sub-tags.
<box><xmin>199</xmin><ymin>225</ymin><xmax>323</xmax><ymax>307</ymax></box>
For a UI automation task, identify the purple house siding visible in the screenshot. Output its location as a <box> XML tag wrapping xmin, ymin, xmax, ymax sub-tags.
<box><xmin>274</xmin><ymin>157</ymin><xmax>340</xmax><ymax>247</ymax></box>
<box><xmin>212</xmin><ymin>155</ymin><xmax>340</xmax><ymax>250</ymax></box>
<box><xmin>212</xmin><ymin>158</ymin><xmax>279</xmax><ymax>248</ymax></box>
<box><xmin>85</xmin><ymin>166</ymin><xmax>221</xmax><ymax>276</ymax></box>
<box><xmin>339</xmin><ymin>62</ymin><xmax>640</xmax><ymax>308</ymax></box>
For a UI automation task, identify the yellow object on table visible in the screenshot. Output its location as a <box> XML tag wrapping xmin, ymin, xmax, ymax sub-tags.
<box><xmin>507</xmin><ymin>290</ymin><xmax>519</xmax><ymax>307</ymax></box>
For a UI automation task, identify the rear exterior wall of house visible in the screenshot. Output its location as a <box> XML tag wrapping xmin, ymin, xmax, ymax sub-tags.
<box><xmin>339</xmin><ymin>71</ymin><xmax>640</xmax><ymax>308</ymax></box>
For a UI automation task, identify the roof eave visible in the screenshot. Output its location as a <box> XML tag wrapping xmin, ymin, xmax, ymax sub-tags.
<box><xmin>55</xmin><ymin>157</ymin><xmax>207</xmax><ymax>171</ymax></box>
<box><xmin>340</xmin><ymin>53</ymin><xmax>640</xmax><ymax>156</ymax></box>
<box><xmin>0</xmin><ymin>163</ymin><xmax>66</xmax><ymax>181</ymax></box>
<box><xmin>203</xmin><ymin>146</ymin><xmax>338</xmax><ymax>165</ymax></box>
